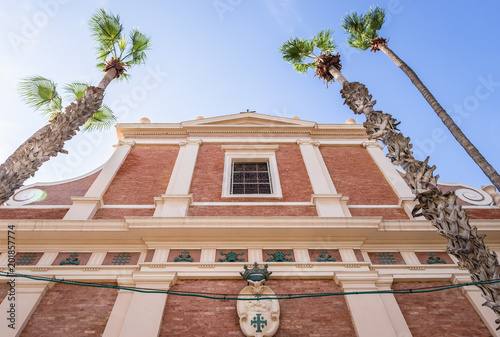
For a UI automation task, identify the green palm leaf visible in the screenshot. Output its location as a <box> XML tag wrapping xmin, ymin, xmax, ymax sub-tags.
<box><xmin>122</xmin><ymin>29</ymin><xmax>151</xmax><ymax>65</ymax></box>
<box><xmin>89</xmin><ymin>8</ymin><xmax>123</xmax><ymax>61</ymax></box>
<box><xmin>18</xmin><ymin>76</ymin><xmax>63</xmax><ymax>119</ymax></box>
<box><xmin>63</xmin><ymin>82</ymin><xmax>89</xmax><ymax>100</ymax></box>
<box><xmin>280</xmin><ymin>30</ymin><xmax>337</xmax><ymax>75</ymax></box>
<box><xmin>82</xmin><ymin>104</ymin><xmax>117</xmax><ymax>132</ymax></box>
<box><xmin>341</xmin><ymin>6</ymin><xmax>385</xmax><ymax>51</ymax></box>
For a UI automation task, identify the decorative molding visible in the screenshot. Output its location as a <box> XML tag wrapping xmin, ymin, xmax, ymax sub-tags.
<box><xmin>117</xmin><ymin>140</ymin><xmax>136</xmax><ymax>147</ymax></box>
<box><xmin>296</xmin><ymin>264</ymin><xmax>313</xmax><ymax>268</ymax></box>
<box><xmin>221</xmin><ymin>145</ymin><xmax>279</xmax><ymax>152</ymax></box>
<box><xmin>361</xmin><ymin>140</ymin><xmax>384</xmax><ymax>149</ymax></box>
<box><xmin>199</xmin><ymin>264</ymin><xmax>215</xmax><ymax>268</ymax></box>
<box><xmin>296</xmin><ymin>139</ymin><xmax>320</xmax><ymax>146</ymax></box>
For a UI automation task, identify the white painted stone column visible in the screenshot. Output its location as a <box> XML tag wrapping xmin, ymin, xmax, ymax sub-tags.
<box><xmin>248</xmin><ymin>249</ymin><xmax>262</xmax><ymax>263</ymax></box>
<box><xmin>297</xmin><ymin>139</ymin><xmax>350</xmax><ymax>217</ymax></box>
<box><xmin>102</xmin><ymin>277</ymin><xmax>134</xmax><ymax>337</ymax></box>
<box><xmin>154</xmin><ymin>139</ymin><xmax>201</xmax><ymax>217</ymax></box>
<box><xmin>362</xmin><ymin>141</ymin><xmax>416</xmax><ymax>218</ymax></box>
<box><xmin>64</xmin><ymin>140</ymin><xmax>135</xmax><ymax>220</ymax></box>
<box><xmin>377</xmin><ymin>276</ymin><xmax>412</xmax><ymax>337</ymax></box>
<box><xmin>453</xmin><ymin>275</ymin><xmax>500</xmax><ymax>336</ymax></box>
<box><xmin>115</xmin><ymin>272</ymin><xmax>177</xmax><ymax>337</ymax></box>
<box><xmin>0</xmin><ymin>279</ymin><xmax>52</xmax><ymax>337</ymax></box>
<box><xmin>335</xmin><ymin>273</ymin><xmax>399</xmax><ymax>337</ymax></box>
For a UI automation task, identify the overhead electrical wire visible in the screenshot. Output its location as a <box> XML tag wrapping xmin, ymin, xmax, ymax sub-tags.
<box><xmin>1</xmin><ymin>271</ymin><xmax>498</xmax><ymax>301</ymax></box>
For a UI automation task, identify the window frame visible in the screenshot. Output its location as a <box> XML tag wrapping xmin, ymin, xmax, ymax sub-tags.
<box><xmin>221</xmin><ymin>145</ymin><xmax>282</xmax><ymax>199</ymax></box>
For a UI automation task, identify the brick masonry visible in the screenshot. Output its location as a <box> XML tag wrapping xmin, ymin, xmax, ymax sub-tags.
<box><xmin>189</xmin><ymin>144</ymin><xmax>314</xmax><ymax>202</ymax></box>
<box><xmin>102</xmin><ymin>145</ymin><xmax>179</xmax><ymax>205</ymax></box>
<box><xmin>0</xmin><ymin>208</ymin><xmax>68</xmax><ymax>219</ymax></box>
<box><xmin>52</xmin><ymin>252</ymin><xmax>92</xmax><ymax>266</ymax></box>
<box><xmin>93</xmin><ymin>208</ymin><xmax>154</xmax><ymax>219</ymax></box>
<box><xmin>167</xmin><ymin>249</ymin><xmax>201</xmax><ymax>263</ymax></box>
<box><xmin>161</xmin><ymin>279</ymin><xmax>356</xmax><ymax>337</ymax></box>
<box><xmin>415</xmin><ymin>252</ymin><xmax>454</xmax><ymax>265</ymax></box>
<box><xmin>20</xmin><ymin>283</ymin><xmax>118</xmax><ymax>337</ymax></box>
<box><xmin>392</xmin><ymin>281</ymin><xmax>491</xmax><ymax>337</ymax></box>
<box><xmin>263</xmin><ymin>249</ymin><xmax>295</xmax><ymax>262</ymax></box>
<box><xmin>216</xmin><ymin>249</ymin><xmax>248</xmax><ymax>262</ymax></box>
<box><xmin>368</xmin><ymin>252</ymin><xmax>406</xmax><ymax>265</ymax></box>
<box><xmin>102</xmin><ymin>252</ymin><xmax>140</xmax><ymax>265</ymax></box>
<box><xmin>0</xmin><ymin>282</ymin><xmax>10</xmax><ymax>304</ymax></box>
<box><xmin>188</xmin><ymin>205</ymin><xmax>317</xmax><ymax>217</ymax></box>
<box><xmin>309</xmin><ymin>249</ymin><xmax>341</xmax><ymax>262</ymax></box>
<box><xmin>467</xmin><ymin>208</ymin><xmax>500</xmax><ymax>219</ymax></box>
<box><xmin>349</xmin><ymin>207</ymin><xmax>409</xmax><ymax>219</ymax></box>
<box><xmin>31</xmin><ymin>171</ymin><xmax>101</xmax><ymax>205</ymax></box>
<box><xmin>320</xmin><ymin>146</ymin><xmax>399</xmax><ymax>205</ymax></box>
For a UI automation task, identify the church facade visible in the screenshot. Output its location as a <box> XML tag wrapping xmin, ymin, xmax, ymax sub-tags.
<box><xmin>1</xmin><ymin>112</ymin><xmax>500</xmax><ymax>336</ymax></box>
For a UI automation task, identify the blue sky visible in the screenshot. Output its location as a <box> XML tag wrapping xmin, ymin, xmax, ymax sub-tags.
<box><xmin>0</xmin><ymin>0</ymin><xmax>499</xmax><ymax>191</ymax></box>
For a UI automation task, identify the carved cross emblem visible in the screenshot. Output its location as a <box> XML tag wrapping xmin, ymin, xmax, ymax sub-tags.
<box><xmin>250</xmin><ymin>314</ymin><xmax>267</xmax><ymax>333</ymax></box>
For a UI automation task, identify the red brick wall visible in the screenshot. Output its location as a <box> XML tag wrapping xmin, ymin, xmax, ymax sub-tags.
<box><xmin>93</xmin><ymin>208</ymin><xmax>154</xmax><ymax>219</ymax></box>
<box><xmin>190</xmin><ymin>144</ymin><xmax>314</xmax><ymax>202</ymax></box>
<box><xmin>21</xmin><ymin>283</ymin><xmax>118</xmax><ymax>337</ymax></box>
<box><xmin>188</xmin><ymin>205</ymin><xmax>317</xmax><ymax>217</ymax></box>
<box><xmin>349</xmin><ymin>208</ymin><xmax>409</xmax><ymax>219</ymax></box>
<box><xmin>161</xmin><ymin>279</ymin><xmax>355</xmax><ymax>337</ymax></box>
<box><xmin>320</xmin><ymin>146</ymin><xmax>399</xmax><ymax>205</ymax></box>
<box><xmin>32</xmin><ymin>171</ymin><xmax>101</xmax><ymax>205</ymax></box>
<box><xmin>467</xmin><ymin>208</ymin><xmax>500</xmax><ymax>219</ymax></box>
<box><xmin>103</xmin><ymin>145</ymin><xmax>179</xmax><ymax>205</ymax></box>
<box><xmin>0</xmin><ymin>208</ymin><xmax>68</xmax><ymax>219</ymax></box>
<box><xmin>0</xmin><ymin>282</ymin><xmax>10</xmax><ymax>304</ymax></box>
<box><xmin>392</xmin><ymin>282</ymin><xmax>491</xmax><ymax>337</ymax></box>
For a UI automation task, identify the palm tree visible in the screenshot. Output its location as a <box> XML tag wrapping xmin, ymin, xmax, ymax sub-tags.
<box><xmin>0</xmin><ymin>8</ymin><xmax>151</xmax><ymax>205</ymax></box>
<box><xmin>281</xmin><ymin>31</ymin><xmax>500</xmax><ymax>327</ymax></box>
<box><xmin>341</xmin><ymin>5</ymin><xmax>500</xmax><ymax>191</ymax></box>
<box><xmin>19</xmin><ymin>76</ymin><xmax>117</xmax><ymax>132</ymax></box>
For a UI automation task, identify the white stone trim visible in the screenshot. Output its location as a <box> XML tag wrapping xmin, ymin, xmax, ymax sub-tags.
<box><xmin>221</xmin><ymin>145</ymin><xmax>282</xmax><ymax>199</ymax></box>
<box><xmin>191</xmin><ymin>202</ymin><xmax>312</xmax><ymax>206</ymax></box>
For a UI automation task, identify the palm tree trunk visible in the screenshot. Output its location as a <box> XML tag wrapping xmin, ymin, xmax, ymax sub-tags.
<box><xmin>0</xmin><ymin>69</ymin><xmax>119</xmax><ymax>204</ymax></box>
<box><xmin>0</xmin><ymin>87</ymin><xmax>104</xmax><ymax>204</ymax></box>
<box><xmin>379</xmin><ymin>44</ymin><xmax>500</xmax><ymax>191</ymax></box>
<box><xmin>97</xmin><ymin>68</ymin><xmax>117</xmax><ymax>90</ymax></box>
<box><xmin>327</xmin><ymin>66</ymin><xmax>348</xmax><ymax>87</ymax></box>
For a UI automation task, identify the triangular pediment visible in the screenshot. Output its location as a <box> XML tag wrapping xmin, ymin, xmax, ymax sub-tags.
<box><xmin>182</xmin><ymin>112</ymin><xmax>316</xmax><ymax>127</ymax></box>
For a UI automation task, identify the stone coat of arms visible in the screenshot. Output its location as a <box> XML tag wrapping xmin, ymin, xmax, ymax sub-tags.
<box><xmin>237</xmin><ymin>279</ymin><xmax>280</xmax><ymax>337</ymax></box>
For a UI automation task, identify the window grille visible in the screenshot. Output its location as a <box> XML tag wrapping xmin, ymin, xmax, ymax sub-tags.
<box><xmin>231</xmin><ymin>162</ymin><xmax>272</xmax><ymax>194</ymax></box>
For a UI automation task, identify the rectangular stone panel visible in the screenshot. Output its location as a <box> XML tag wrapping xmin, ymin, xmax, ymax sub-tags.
<box><xmin>262</xmin><ymin>250</ymin><xmax>295</xmax><ymax>262</ymax></box>
<box><xmin>15</xmin><ymin>252</ymin><xmax>43</xmax><ymax>266</ymax></box>
<box><xmin>167</xmin><ymin>249</ymin><xmax>201</xmax><ymax>263</ymax></box>
<box><xmin>368</xmin><ymin>252</ymin><xmax>406</xmax><ymax>265</ymax></box>
<box><xmin>215</xmin><ymin>249</ymin><xmax>248</xmax><ymax>262</ymax></box>
<box><xmin>102</xmin><ymin>252</ymin><xmax>140</xmax><ymax>266</ymax></box>
<box><xmin>52</xmin><ymin>252</ymin><xmax>92</xmax><ymax>266</ymax></box>
<box><xmin>415</xmin><ymin>252</ymin><xmax>454</xmax><ymax>265</ymax></box>
<box><xmin>308</xmin><ymin>249</ymin><xmax>341</xmax><ymax>262</ymax></box>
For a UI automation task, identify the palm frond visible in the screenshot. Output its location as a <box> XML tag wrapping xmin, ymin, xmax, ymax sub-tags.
<box><xmin>18</xmin><ymin>76</ymin><xmax>63</xmax><ymax>117</ymax></box>
<box><xmin>341</xmin><ymin>6</ymin><xmax>386</xmax><ymax>51</ymax></box>
<box><xmin>293</xmin><ymin>62</ymin><xmax>316</xmax><ymax>74</ymax></box>
<box><xmin>122</xmin><ymin>29</ymin><xmax>152</xmax><ymax>65</ymax></box>
<box><xmin>313</xmin><ymin>29</ymin><xmax>336</xmax><ymax>53</ymax></box>
<box><xmin>280</xmin><ymin>37</ymin><xmax>315</xmax><ymax>64</ymax></box>
<box><xmin>82</xmin><ymin>104</ymin><xmax>117</xmax><ymax>131</ymax></box>
<box><xmin>89</xmin><ymin>8</ymin><xmax>123</xmax><ymax>61</ymax></box>
<box><xmin>63</xmin><ymin>82</ymin><xmax>89</xmax><ymax>100</ymax></box>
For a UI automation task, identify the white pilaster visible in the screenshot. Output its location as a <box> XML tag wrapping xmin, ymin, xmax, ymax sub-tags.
<box><xmin>154</xmin><ymin>139</ymin><xmax>201</xmax><ymax>217</ymax></box>
<box><xmin>64</xmin><ymin>141</ymin><xmax>135</xmax><ymax>220</ymax></box>
<box><xmin>363</xmin><ymin>141</ymin><xmax>416</xmax><ymax>218</ymax></box>
<box><xmin>152</xmin><ymin>249</ymin><xmax>170</xmax><ymax>263</ymax></box>
<box><xmin>453</xmin><ymin>275</ymin><xmax>500</xmax><ymax>336</ymax></box>
<box><xmin>87</xmin><ymin>252</ymin><xmax>106</xmax><ymax>266</ymax></box>
<box><xmin>336</xmin><ymin>273</ymin><xmax>399</xmax><ymax>337</ymax></box>
<box><xmin>117</xmin><ymin>272</ymin><xmax>177</xmax><ymax>337</ymax></box>
<box><xmin>0</xmin><ymin>279</ymin><xmax>52</xmax><ymax>337</ymax></box>
<box><xmin>297</xmin><ymin>140</ymin><xmax>350</xmax><ymax>217</ymax></box>
<box><xmin>248</xmin><ymin>249</ymin><xmax>262</xmax><ymax>263</ymax></box>
<box><xmin>36</xmin><ymin>252</ymin><xmax>58</xmax><ymax>266</ymax></box>
<box><xmin>293</xmin><ymin>248</ymin><xmax>310</xmax><ymax>262</ymax></box>
<box><xmin>201</xmin><ymin>248</ymin><xmax>216</xmax><ymax>263</ymax></box>
<box><xmin>400</xmin><ymin>251</ymin><xmax>420</xmax><ymax>265</ymax></box>
<box><xmin>339</xmin><ymin>249</ymin><xmax>357</xmax><ymax>263</ymax></box>
<box><xmin>377</xmin><ymin>276</ymin><xmax>412</xmax><ymax>337</ymax></box>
